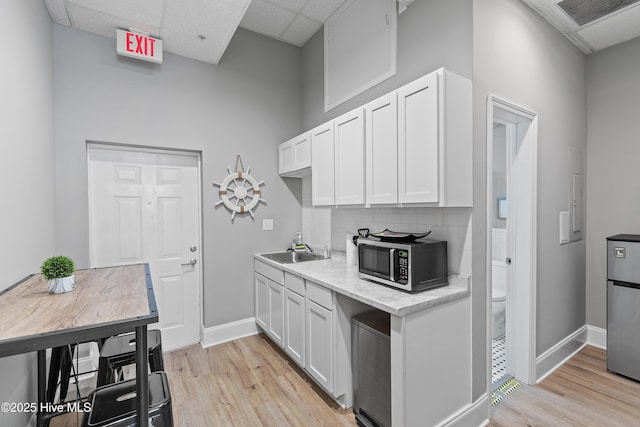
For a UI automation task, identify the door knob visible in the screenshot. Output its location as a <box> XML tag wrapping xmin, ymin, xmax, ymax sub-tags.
<box><xmin>506</xmin><ymin>257</ymin><xmax>512</xmax><ymax>265</ymax></box>
<box><xmin>181</xmin><ymin>259</ymin><xmax>197</xmax><ymax>266</ymax></box>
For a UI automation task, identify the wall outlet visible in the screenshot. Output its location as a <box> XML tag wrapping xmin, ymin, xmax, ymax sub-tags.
<box><xmin>262</xmin><ymin>219</ymin><xmax>274</xmax><ymax>231</ymax></box>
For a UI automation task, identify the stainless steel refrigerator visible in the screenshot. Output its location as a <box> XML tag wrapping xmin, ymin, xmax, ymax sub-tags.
<box><xmin>607</xmin><ymin>234</ymin><xmax>640</xmax><ymax>381</ymax></box>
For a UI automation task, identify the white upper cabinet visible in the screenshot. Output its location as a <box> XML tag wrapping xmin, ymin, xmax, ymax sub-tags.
<box><xmin>376</xmin><ymin>68</ymin><xmax>472</xmax><ymax>207</ymax></box>
<box><xmin>285</xmin><ymin>68</ymin><xmax>472</xmax><ymax>207</ymax></box>
<box><xmin>279</xmin><ymin>133</ymin><xmax>311</xmax><ymax>177</ymax></box>
<box><xmin>311</xmin><ymin>122</ymin><xmax>335</xmax><ymax>206</ymax></box>
<box><xmin>397</xmin><ymin>72</ymin><xmax>440</xmax><ymax>204</ymax></box>
<box><xmin>365</xmin><ymin>92</ymin><xmax>398</xmax><ymax>205</ymax></box>
<box><xmin>398</xmin><ymin>68</ymin><xmax>472</xmax><ymax>206</ymax></box>
<box><xmin>334</xmin><ymin>108</ymin><xmax>365</xmax><ymax>205</ymax></box>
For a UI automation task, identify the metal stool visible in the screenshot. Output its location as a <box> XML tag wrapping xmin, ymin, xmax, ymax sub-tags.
<box><xmin>81</xmin><ymin>371</ymin><xmax>173</xmax><ymax>427</ymax></box>
<box><xmin>97</xmin><ymin>330</ymin><xmax>164</xmax><ymax>387</ymax></box>
<box><xmin>47</xmin><ymin>345</ymin><xmax>76</xmax><ymax>403</ymax></box>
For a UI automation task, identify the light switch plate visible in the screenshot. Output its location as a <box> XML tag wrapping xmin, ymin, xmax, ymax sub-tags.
<box><xmin>262</xmin><ymin>219</ymin><xmax>274</xmax><ymax>231</ymax></box>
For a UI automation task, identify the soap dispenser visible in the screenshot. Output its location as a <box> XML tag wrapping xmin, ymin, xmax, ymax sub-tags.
<box><xmin>294</xmin><ymin>232</ymin><xmax>305</xmax><ymax>252</ymax></box>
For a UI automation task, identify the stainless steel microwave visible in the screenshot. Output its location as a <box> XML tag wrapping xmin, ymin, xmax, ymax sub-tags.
<box><xmin>357</xmin><ymin>239</ymin><xmax>448</xmax><ymax>293</ymax></box>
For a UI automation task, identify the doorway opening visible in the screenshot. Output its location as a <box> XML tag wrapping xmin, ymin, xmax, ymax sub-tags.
<box><xmin>87</xmin><ymin>142</ymin><xmax>203</xmax><ymax>352</ymax></box>
<box><xmin>487</xmin><ymin>96</ymin><xmax>538</xmax><ymax>389</ymax></box>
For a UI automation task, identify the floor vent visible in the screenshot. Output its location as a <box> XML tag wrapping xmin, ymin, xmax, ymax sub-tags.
<box><xmin>557</xmin><ymin>0</ymin><xmax>640</xmax><ymax>26</ymax></box>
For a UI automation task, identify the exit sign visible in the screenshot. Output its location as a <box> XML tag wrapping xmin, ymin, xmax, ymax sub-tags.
<box><xmin>116</xmin><ymin>29</ymin><xmax>163</xmax><ymax>64</ymax></box>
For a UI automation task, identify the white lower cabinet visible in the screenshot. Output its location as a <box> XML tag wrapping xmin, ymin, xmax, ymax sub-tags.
<box><xmin>284</xmin><ymin>289</ymin><xmax>305</xmax><ymax>367</ymax></box>
<box><xmin>255</xmin><ymin>273</ymin><xmax>269</xmax><ymax>330</ymax></box>
<box><xmin>255</xmin><ymin>271</ymin><xmax>285</xmax><ymax>348</ymax></box>
<box><xmin>305</xmin><ymin>300</ymin><xmax>333</xmax><ymax>393</ymax></box>
<box><xmin>267</xmin><ymin>280</ymin><xmax>285</xmax><ymax>348</ymax></box>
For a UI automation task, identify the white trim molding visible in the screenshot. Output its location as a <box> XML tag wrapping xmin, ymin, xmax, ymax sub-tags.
<box><xmin>536</xmin><ymin>326</ymin><xmax>588</xmax><ymax>383</ymax></box>
<box><xmin>439</xmin><ymin>394</ymin><xmax>490</xmax><ymax>427</ymax></box>
<box><xmin>201</xmin><ymin>318</ymin><xmax>259</xmax><ymax>349</ymax></box>
<box><xmin>587</xmin><ymin>325</ymin><xmax>607</xmax><ymax>350</ymax></box>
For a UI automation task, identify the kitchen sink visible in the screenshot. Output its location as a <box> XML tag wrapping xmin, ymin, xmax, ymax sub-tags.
<box><xmin>261</xmin><ymin>251</ymin><xmax>328</xmax><ymax>264</ymax></box>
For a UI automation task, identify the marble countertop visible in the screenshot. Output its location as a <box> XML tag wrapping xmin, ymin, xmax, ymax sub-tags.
<box><xmin>254</xmin><ymin>252</ymin><xmax>469</xmax><ymax>317</ymax></box>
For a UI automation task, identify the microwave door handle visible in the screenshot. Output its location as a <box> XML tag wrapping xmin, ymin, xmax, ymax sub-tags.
<box><xmin>389</xmin><ymin>248</ymin><xmax>396</xmax><ymax>282</ymax></box>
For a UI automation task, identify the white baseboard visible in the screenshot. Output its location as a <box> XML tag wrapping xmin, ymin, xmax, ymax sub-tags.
<box><xmin>440</xmin><ymin>394</ymin><xmax>490</xmax><ymax>427</ymax></box>
<box><xmin>587</xmin><ymin>325</ymin><xmax>606</xmax><ymax>350</ymax></box>
<box><xmin>201</xmin><ymin>317</ymin><xmax>259</xmax><ymax>348</ymax></box>
<box><xmin>536</xmin><ymin>325</ymin><xmax>587</xmax><ymax>383</ymax></box>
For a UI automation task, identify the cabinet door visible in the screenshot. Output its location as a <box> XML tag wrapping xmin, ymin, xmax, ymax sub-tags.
<box><xmin>397</xmin><ymin>72</ymin><xmax>440</xmax><ymax>204</ymax></box>
<box><xmin>311</xmin><ymin>122</ymin><xmax>335</xmax><ymax>206</ymax></box>
<box><xmin>268</xmin><ymin>280</ymin><xmax>285</xmax><ymax>348</ymax></box>
<box><xmin>365</xmin><ymin>92</ymin><xmax>398</xmax><ymax>205</ymax></box>
<box><xmin>334</xmin><ymin>108</ymin><xmax>365</xmax><ymax>205</ymax></box>
<box><xmin>306</xmin><ymin>300</ymin><xmax>333</xmax><ymax>392</ymax></box>
<box><xmin>285</xmin><ymin>289</ymin><xmax>305</xmax><ymax>367</ymax></box>
<box><xmin>255</xmin><ymin>273</ymin><xmax>269</xmax><ymax>330</ymax></box>
<box><xmin>293</xmin><ymin>134</ymin><xmax>311</xmax><ymax>170</ymax></box>
<box><xmin>278</xmin><ymin>140</ymin><xmax>294</xmax><ymax>175</ymax></box>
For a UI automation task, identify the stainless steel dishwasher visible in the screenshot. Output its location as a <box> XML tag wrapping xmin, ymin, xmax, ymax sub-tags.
<box><xmin>352</xmin><ymin>310</ymin><xmax>390</xmax><ymax>427</ymax></box>
<box><xmin>607</xmin><ymin>234</ymin><xmax>640</xmax><ymax>381</ymax></box>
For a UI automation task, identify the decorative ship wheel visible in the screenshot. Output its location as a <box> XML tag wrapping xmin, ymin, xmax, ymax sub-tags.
<box><xmin>213</xmin><ymin>155</ymin><xmax>266</xmax><ymax>221</ymax></box>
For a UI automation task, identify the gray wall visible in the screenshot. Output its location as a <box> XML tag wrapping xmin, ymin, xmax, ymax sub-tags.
<box><xmin>301</xmin><ymin>0</ymin><xmax>473</xmax><ymax>129</ymax></box>
<box><xmin>0</xmin><ymin>1</ymin><xmax>56</xmax><ymax>425</ymax></box>
<box><xmin>473</xmin><ymin>0</ymin><xmax>587</xmax><ymax>396</ymax></box>
<box><xmin>585</xmin><ymin>37</ymin><xmax>640</xmax><ymax>329</ymax></box>
<box><xmin>52</xmin><ymin>26</ymin><xmax>303</xmax><ymax>328</ymax></box>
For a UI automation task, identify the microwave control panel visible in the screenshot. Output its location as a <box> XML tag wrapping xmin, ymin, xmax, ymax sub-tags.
<box><xmin>398</xmin><ymin>250</ymin><xmax>409</xmax><ymax>283</ymax></box>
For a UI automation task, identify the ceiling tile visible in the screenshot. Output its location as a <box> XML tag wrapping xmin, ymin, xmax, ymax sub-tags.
<box><xmin>66</xmin><ymin>3</ymin><xmax>160</xmax><ymax>38</ymax></box>
<box><xmin>577</xmin><ymin>3</ymin><xmax>640</xmax><ymax>50</ymax></box>
<box><xmin>300</xmin><ymin>0</ymin><xmax>347</xmax><ymax>22</ymax></box>
<box><xmin>280</xmin><ymin>14</ymin><xmax>322</xmax><ymax>46</ymax></box>
<box><xmin>266</xmin><ymin>0</ymin><xmax>310</xmax><ymax>13</ymax></box>
<box><xmin>240</xmin><ymin>0</ymin><xmax>296</xmax><ymax>38</ymax></box>
<box><xmin>162</xmin><ymin>0</ymin><xmax>251</xmax><ymax>65</ymax></box>
<box><xmin>66</xmin><ymin>0</ymin><xmax>163</xmax><ymax>28</ymax></box>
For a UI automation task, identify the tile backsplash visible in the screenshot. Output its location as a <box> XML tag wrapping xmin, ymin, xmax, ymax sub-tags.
<box><xmin>301</xmin><ymin>177</ymin><xmax>472</xmax><ymax>277</ymax></box>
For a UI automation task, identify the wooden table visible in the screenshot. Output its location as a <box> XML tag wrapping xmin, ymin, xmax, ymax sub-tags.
<box><xmin>0</xmin><ymin>264</ymin><xmax>158</xmax><ymax>427</ymax></box>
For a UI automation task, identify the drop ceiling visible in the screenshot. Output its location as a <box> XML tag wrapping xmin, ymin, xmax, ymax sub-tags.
<box><xmin>43</xmin><ymin>0</ymin><xmax>640</xmax><ymax>66</ymax></box>
<box><xmin>521</xmin><ymin>0</ymin><xmax>640</xmax><ymax>53</ymax></box>
<box><xmin>43</xmin><ymin>0</ymin><xmax>350</xmax><ymax>65</ymax></box>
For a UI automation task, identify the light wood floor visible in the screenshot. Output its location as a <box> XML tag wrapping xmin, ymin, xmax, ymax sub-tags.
<box><xmin>163</xmin><ymin>334</ymin><xmax>355</xmax><ymax>426</ymax></box>
<box><xmin>490</xmin><ymin>345</ymin><xmax>640</xmax><ymax>426</ymax></box>
<box><xmin>52</xmin><ymin>339</ymin><xmax>640</xmax><ymax>426</ymax></box>
<box><xmin>51</xmin><ymin>333</ymin><xmax>355</xmax><ymax>426</ymax></box>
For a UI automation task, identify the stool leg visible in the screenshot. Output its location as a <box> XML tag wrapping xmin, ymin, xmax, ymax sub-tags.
<box><xmin>149</xmin><ymin>345</ymin><xmax>164</xmax><ymax>373</ymax></box>
<box><xmin>156</xmin><ymin>343</ymin><xmax>164</xmax><ymax>371</ymax></box>
<box><xmin>97</xmin><ymin>357</ymin><xmax>111</xmax><ymax>387</ymax></box>
<box><xmin>46</xmin><ymin>347</ymin><xmax>63</xmax><ymax>403</ymax></box>
<box><xmin>59</xmin><ymin>345</ymin><xmax>76</xmax><ymax>402</ymax></box>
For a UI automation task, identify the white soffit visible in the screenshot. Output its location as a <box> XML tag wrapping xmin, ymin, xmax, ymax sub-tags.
<box><xmin>521</xmin><ymin>0</ymin><xmax>640</xmax><ymax>54</ymax></box>
<box><xmin>162</xmin><ymin>0</ymin><xmax>251</xmax><ymax>65</ymax></box>
<box><xmin>43</xmin><ymin>0</ymin><xmax>252</xmax><ymax>65</ymax></box>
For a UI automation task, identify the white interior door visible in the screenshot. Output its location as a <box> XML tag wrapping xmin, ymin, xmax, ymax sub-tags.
<box><xmin>88</xmin><ymin>145</ymin><xmax>201</xmax><ymax>351</ymax></box>
<box><xmin>487</xmin><ymin>97</ymin><xmax>538</xmax><ymax>386</ymax></box>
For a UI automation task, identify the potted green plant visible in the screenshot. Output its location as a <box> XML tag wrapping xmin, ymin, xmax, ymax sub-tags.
<box><xmin>41</xmin><ymin>256</ymin><xmax>76</xmax><ymax>294</ymax></box>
